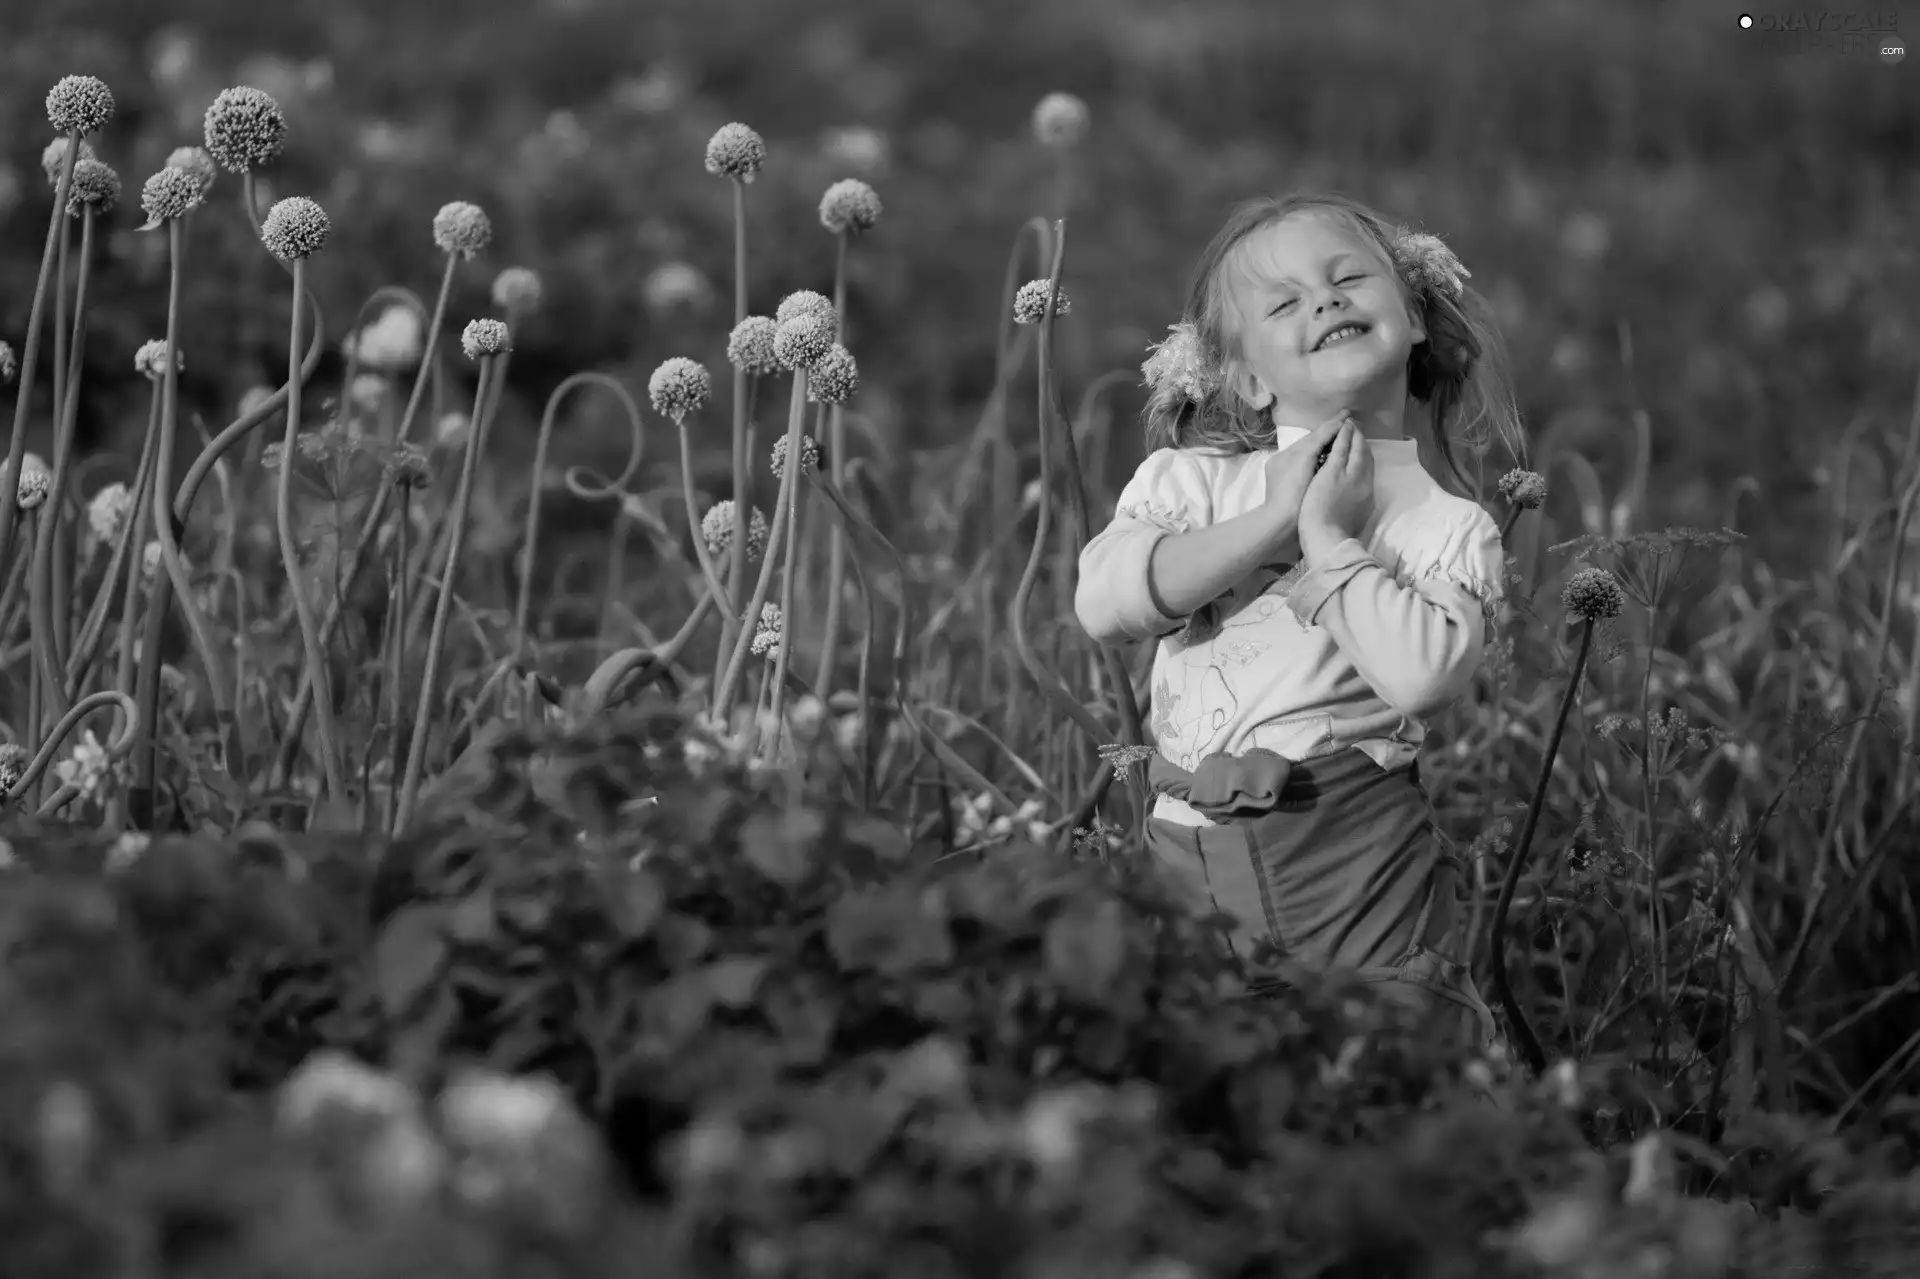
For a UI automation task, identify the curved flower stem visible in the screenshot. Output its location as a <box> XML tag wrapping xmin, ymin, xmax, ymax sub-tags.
<box><xmin>580</xmin><ymin>591</ymin><xmax>715</xmax><ymax>715</ymax></box>
<box><xmin>0</xmin><ymin>132</ymin><xmax>82</xmax><ymax>625</ymax></box>
<box><xmin>713</xmin><ymin>369</ymin><xmax>807</xmax><ymax>730</ymax></box>
<box><xmin>384</xmin><ymin>483</ymin><xmax>412</xmax><ymax>831</ymax></box>
<box><xmin>66</xmin><ymin>392</ymin><xmax>159</xmax><ymax>697</ymax></box>
<box><xmin>813</xmin><ymin>229</ymin><xmax>851</xmax><ymax>700</ymax></box>
<box><xmin>276</xmin><ymin>256</ymin><xmax>347</xmax><ymax>803</ymax></box>
<box><xmin>0</xmin><ymin>689</ymin><xmax>140</xmax><ymax>807</ymax></box>
<box><xmin>725</xmin><ymin>178</ymin><xmax>751</xmax><ymax>695</ymax></box>
<box><xmin>677</xmin><ymin>416</ymin><xmax>740</xmax><ymax>614</ymax></box>
<box><xmin>1487</xmin><ymin>615</ymin><xmax>1597</xmax><ymax>1077</ymax></box>
<box><xmin>762</xmin><ymin>465</ymin><xmax>809</xmax><ymax>763</ymax></box>
<box><xmin>393</xmin><ymin>356</ymin><xmax>497</xmax><ymax>836</ymax></box>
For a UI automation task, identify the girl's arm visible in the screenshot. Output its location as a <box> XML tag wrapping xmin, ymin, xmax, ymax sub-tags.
<box><xmin>1282</xmin><ymin>510</ymin><xmax>1504</xmax><ymax>718</ymax></box>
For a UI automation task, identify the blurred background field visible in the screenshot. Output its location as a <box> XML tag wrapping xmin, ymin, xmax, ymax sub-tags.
<box><xmin>1</xmin><ymin>0</ymin><xmax>1915</xmax><ymax>577</ymax></box>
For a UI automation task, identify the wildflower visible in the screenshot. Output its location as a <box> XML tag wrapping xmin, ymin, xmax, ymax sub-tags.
<box><xmin>805</xmin><ymin>343</ymin><xmax>859</xmax><ymax>405</ymax></box>
<box><xmin>1031</xmin><ymin>92</ymin><xmax>1091</xmax><ymax>148</ymax></box>
<box><xmin>431</xmin><ymin>201</ymin><xmax>491</xmax><ymax>259</ymax></box>
<box><xmin>1561</xmin><ymin>567</ymin><xmax>1625</xmax><ymax>622</ymax></box>
<box><xmin>46</xmin><ymin>75</ymin><xmax>115</xmax><ymax>137</ymax></box>
<box><xmin>437</xmin><ymin>1070</ymin><xmax>570</xmax><ymax>1153</ymax></box>
<box><xmin>138</xmin><ymin>165</ymin><xmax>204</xmax><ymax>227</ymax></box>
<box><xmin>260</xmin><ymin>196</ymin><xmax>330</xmax><ymax>259</ymax></box>
<box><xmin>278</xmin><ymin>1050</ymin><xmax>419</xmax><ymax>1133</ymax></box>
<box><xmin>385</xmin><ymin>443</ymin><xmax>431</xmax><ymax>490</ymax></box>
<box><xmin>490</xmin><ymin>266</ymin><xmax>542</xmax><ymax>314</ymax></box>
<box><xmin>1013</xmin><ymin>278</ymin><xmax>1071</xmax><ymax>325</ymax></box>
<box><xmin>203</xmin><ymin>86</ymin><xmax>287</xmax><ymax>171</ymax></box>
<box><xmin>41</xmin><ymin>137</ymin><xmax>95</xmax><ymax>186</ymax></box>
<box><xmin>700</xmin><ymin>501</ymin><xmax>768</xmax><ymax>560</ymax></box>
<box><xmin>434</xmin><ymin>412</ymin><xmax>470</xmax><ymax>446</ymax></box>
<box><xmin>1393</xmin><ymin>231</ymin><xmax>1472</xmax><ymax>301</ymax></box>
<box><xmin>726</xmin><ymin>316</ymin><xmax>779</xmax><ymax>376</ymax></box>
<box><xmin>65</xmin><ymin>158</ymin><xmax>120</xmax><ymax>216</ymax></box>
<box><xmin>750</xmin><ymin>603</ymin><xmax>782</xmax><ymax>656</ymax></box>
<box><xmin>0</xmin><ymin>744</ymin><xmax>26</xmax><ymax>795</ymax></box>
<box><xmin>703</xmin><ymin>122</ymin><xmax>766</xmax><ymax>182</ymax></box>
<box><xmin>642</xmin><ymin>262</ymin><xmax>712</xmax><ymax>312</ymax></box>
<box><xmin>818</xmin><ymin>178</ymin><xmax>881</xmax><ymax>234</ymax></box>
<box><xmin>1498</xmin><ymin>468</ymin><xmax>1547</xmax><ymax>509</ymax></box>
<box><xmin>647</xmin><ymin>356</ymin><xmax>711</xmax><ymax>422</ymax></box>
<box><xmin>14</xmin><ymin>455</ymin><xmax>51</xmax><ymax>511</ymax></box>
<box><xmin>1550</xmin><ymin>527</ymin><xmax>1746</xmax><ymax>613</ymax></box>
<box><xmin>348</xmin><ymin>374</ymin><xmax>386</xmax><ymax>414</ymax></box>
<box><xmin>1141</xmin><ymin>321</ymin><xmax>1219</xmax><ymax>403</ymax></box>
<box><xmin>53</xmin><ymin>729</ymin><xmax>109</xmax><ymax>801</ymax></box>
<box><xmin>459</xmin><ymin>319</ymin><xmax>511</xmax><ymax>361</ymax></box>
<box><xmin>85</xmin><ymin>482</ymin><xmax>131</xmax><ymax>544</ymax></box>
<box><xmin>238</xmin><ymin>385</ymin><xmax>274</xmax><ymax>417</ymax></box>
<box><xmin>348</xmin><ymin>307</ymin><xmax>423</xmax><ymax>373</ymax></box>
<box><xmin>0</xmin><ymin>342</ymin><xmax>16</xmax><ymax>385</ymax></box>
<box><xmin>140</xmin><ymin>540</ymin><xmax>162</xmax><ymax>583</ymax></box>
<box><xmin>775</xmin><ymin>289</ymin><xmax>835</xmax><ymax>327</ymax></box>
<box><xmin>134</xmin><ymin>338</ymin><xmax>180</xmax><ymax>382</ymax></box>
<box><xmin>1593</xmin><ymin>713</ymin><xmax>1636</xmax><ymax>744</ymax></box>
<box><xmin>104</xmin><ymin>831</ymin><xmax>148</xmax><ymax>874</ymax></box>
<box><xmin>164</xmin><ymin>145</ymin><xmax>216</xmax><ymax>195</ymax></box>
<box><xmin>770</xmin><ymin>433</ymin><xmax>821</xmax><ymax>480</ymax></box>
<box><xmin>820</xmin><ymin>124</ymin><xmax>888</xmax><ymax>172</ymax></box>
<box><xmin>772</xmin><ymin>311</ymin><xmax>835</xmax><ymax>372</ymax></box>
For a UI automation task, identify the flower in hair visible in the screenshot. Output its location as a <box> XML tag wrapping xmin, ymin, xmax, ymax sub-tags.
<box><xmin>1393</xmin><ymin>231</ymin><xmax>1471</xmax><ymax>301</ymax></box>
<box><xmin>1140</xmin><ymin>321</ymin><xmax>1219</xmax><ymax>403</ymax></box>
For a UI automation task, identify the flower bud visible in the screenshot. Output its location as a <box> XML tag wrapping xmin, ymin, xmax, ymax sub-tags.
<box><xmin>1031</xmin><ymin>92</ymin><xmax>1090</xmax><ymax>149</ymax></box>
<box><xmin>647</xmin><ymin>357</ymin><xmax>711</xmax><ymax>422</ymax></box>
<box><xmin>805</xmin><ymin>344</ymin><xmax>858</xmax><ymax>405</ymax></box>
<box><xmin>432</xmin><ymin>201</ymin><xmax>492</xmax><ymax>259</ymax></box>
<box><xmin>818</xmin><ymin>178</ymin><xmax>881</xmax><ymax>235</ymax></box>
<box><xmin>65</xmin><ymin>159</ymin><xmax>120</xmax><ymax>216</ymax></box>
<box><xmin>726</xmin><ymin>316</ymin><xmax>779</xmax><ymax>377</ymax></box>
<box><xmin>1013</xmin><ymin>279</ymin><xmax>1071</xmax><ymax>324</ymax></box>
<box><xmin>703</xmin><ymin>122</ymin><xmax>766</xmax><ymax>182</ymax></box>
<box><xmin>139</xmin><ymin>166</ymin><xmax>204</xmax><ymax>227</ymax></box>
<box><xmin>260</xmin><ymin>196</ymin><xmax>330</xmax><ymax>259</ymax></box>
<box><xmin>460</xmin><ymin>319</ymin><xmax>511</xmax><ymax>361</ymax></box>
<box><xmin>47</xmin><ymin>75</ymin><xmax>116</xmax><ymax>137</ymax></box>
<box><xmin>203</xmin><ymin>86</ymin><xmax>287</xmax><ymax>172</ymax></box>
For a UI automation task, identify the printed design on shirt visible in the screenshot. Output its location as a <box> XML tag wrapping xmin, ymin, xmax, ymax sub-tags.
<box><xmin>1115</xmin><ymin>500</ymin><xmax>1190</xmax><ymax>536</ymax></box>
<box><xmin>1152</xmin><ymin>564</ymin><xmax>1309</xmax><ymax>768</ymax></box>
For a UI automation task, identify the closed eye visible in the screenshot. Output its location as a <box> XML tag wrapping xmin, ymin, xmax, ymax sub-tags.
<box><xmin>1267</xmin><ymin>298</ymin><xmax>1298</xmax><ymax>316</ymax></box>
<box><xmin>1337</xmin><ymin>273</ymin><xmax>1366</xmax><ymax>284</ymax></box>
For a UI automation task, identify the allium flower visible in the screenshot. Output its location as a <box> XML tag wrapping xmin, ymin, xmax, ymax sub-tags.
<box><xmin>260</xmin><ymin>196</ymin><xmax>329</xmax><ymax>259</ymax></box>
<box><xmin>385</xmin><ymin>443</ymin><xmax>431</xmax><ymax>490</ymax></box>
<box><xmin>818</xmin><ymin>178</ymin><xmax>881</xmax><ymax>234</ymax></box>
<box><xmin>1031</xmin><ymin>92</ymin><xmax>1090</xmax><ymax>149</ymax></box>
<box><xmin>164</xmin><ymin>145</ymin><xmax>217</xmax><ymax>195</ymax></box>
<box><xmin>0</xmin><ymin>342</ymin><xmax>16</xmax><ymax>386</ymax></box>
<box><xmin>772</xmin><ymin>311</ymin><xmax>835</xmax><ymax>372</ymax></box>
<box><xmin>65</xmin><ymin>159</ymin><xmax>120</xmax><ymax>216</ymax></box>
<box><xmin>726</xmin><ymin>316</ymin><xmax>778</xmax><ymax>376</ymax></box>
<box><xmin>1013</xmin><ymin>279</ymin><xmax>1071</xmax><ymax>324</ymax></box>
<box><xmin>203</xmin><ymin>86</ymin><xmax>287</xmax><ymax>172</ymax></box>
<box><xmin>704</xmin><ymin>122</ymin><xmax>766</xmax><ymax>182</ymax></box>
<box><xmin>1498</xmin><ymin>469</ymin><xmax>1547</xmax><ymax>509</ymax></box>
<box><xmin>750</xmin><ymin>603</ymin><xmax>783</xmax><ymax>656</ymax></box>
<box><xmin>1393</xmin><ymin>231</ymin><xmax>1472</xmax><ymax>301</ymax></box>
<box><xmin>700</xmin><ymin>501</ymin><xmax>768</xmax><ymax>560</ymax></box>
<box><xmin>490</xmin><ymin>266</ymin><xmax>542</xmax><ymax>314</ymax></box>
<box><xmin>770</xmin><ymin>433</ymin><xmax>821</xmax><ymax>480</ymax></box>
<box><xmin>139</xmin><ymin>165</ymin><xmax>204</xmax><ymax>227</ymax></box>
<box><xmin>1141</xmin><ymin>321</ymin><xmax>1219</xmax><ymax>403</ymax></box>
<box><xmin>0</xmin><ymin>743</ymin><xmax>25</xmax><ymax>796</ymax></box>
<box><xmin>805</xmin><ymin>343</ymin><xmax>858</xmax><ymax>405</ymax></box>
<box><xmin>432</xmin><ymin>201</ymin><xmax>492</xmax><ymax>259</ymax></box>
<box><xmin>46</xmin><ymin>76</ymin><xmax>116</xmax><ymax>137</ymax></box>
<box><xmin>648</xmin><ymin>357</ymin><xmax>711</xmax><ymax>422</ymax></box>
<box><xmin>86</xmin><ymin>482</ymin><xmax>131</xmax><ymax>544</ymax></box>
<box><xmin>15</xmin><ymin>455</ymin><xmax>51</xmax><ymax>511</ymax></box>
<box><xmin>460</xmin><ymin>319</ymin><xmax>510</xmax><ymax>360</ymax></box>
<box><xmin>348</xmin><ymin>307</ymin><xmax>423</xmax><ymax>373</ymax></box>
<box><xmin>52</xmin><ymin>729</ymin><xmax>110</xmax><ymax>801</ymax></box>
<box><xmin>134</xmin><ymin>339</ymin><xmax>180</xmax><ymax>382</ymax></box>
<box><xmin>775</xmin><ymin>290</ymin><xmax>835</xmax><ymax>327</ymax></box>
<box><xmin>642</xmin><ymin>262</ymin><xmax>712</xmax><ymax>313</ymax></box>
<box><xmin>41</xmin><ymin>137</ymin><xmax>95</xmax><ymax>186</ymax></box>
<box><xmin>1561</xmin><ymin>567</ymin><xmax>1625</xmax><ymax>622</ymax></box>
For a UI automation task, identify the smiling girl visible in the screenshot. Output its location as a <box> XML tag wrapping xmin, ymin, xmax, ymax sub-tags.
<box><xmin>1075</xmin><ymin>192</ymin><xmax>1525</xmax><ymax>1048</ymax></box>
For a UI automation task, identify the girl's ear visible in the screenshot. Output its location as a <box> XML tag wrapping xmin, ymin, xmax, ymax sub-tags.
<box><xmin>1406</xmin><ymin>292</ymin><xmax>1429</xmax><ymax>346</ymax></box>
<box><xmin>1227</xmin><ymin>359</ymin><xmax>1274</xmax><ymax>412</ymax></box>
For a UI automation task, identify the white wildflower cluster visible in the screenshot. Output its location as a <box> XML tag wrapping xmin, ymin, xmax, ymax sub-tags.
<box><xmin>954</xmin><ymin>792</ymin><xmax>1049</xmax><ymax>848</ymax></box>
<box><xmin>52</xmin><ymin>730</ymin><xmax>110</xmax><ymax>802</ymax></box>
<box><xmin>346</xmin><ymin>306</ymin><xmax>424</xmax><ymax>372</ymax></box>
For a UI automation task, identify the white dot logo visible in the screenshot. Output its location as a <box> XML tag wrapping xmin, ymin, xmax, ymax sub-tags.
<box><xmin>1738</xmin><ymin>13</ymin><xmax>1754</xmax><ymax>27</ymax></box>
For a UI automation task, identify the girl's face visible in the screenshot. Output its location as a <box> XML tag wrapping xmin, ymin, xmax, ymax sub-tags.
<box><xmin>1222</xmin><ymin>210</ymin><xmax>1425</xmax><ymax>427</ymax></box>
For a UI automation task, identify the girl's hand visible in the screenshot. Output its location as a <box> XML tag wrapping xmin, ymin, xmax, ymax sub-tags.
<box><xmin>1262</xmin><ymin>412</ymin><xmax>1351</xmax><ymax>542</ymax></box>
<box><xmin>1298</xmin><ymin>418</ymin><xmax>1375</xmax><ymax>563</ymax></box>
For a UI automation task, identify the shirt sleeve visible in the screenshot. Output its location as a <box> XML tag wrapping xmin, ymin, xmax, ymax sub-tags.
<box><xmin>1283</xmin><ymin>506</ymin><xmax>1505</xmax><ymax>719</ymax></box>
<box><xmin>1074</xmin><ymin>449</ymin><xmax>1215</xmax><ymax>646</ymax></box>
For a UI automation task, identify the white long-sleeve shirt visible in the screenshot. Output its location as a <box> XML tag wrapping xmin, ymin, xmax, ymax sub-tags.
<box><xmin>1075</xmin><ymin>428</ymin><xmax>1505</xmax><ymax>826</ymax></box>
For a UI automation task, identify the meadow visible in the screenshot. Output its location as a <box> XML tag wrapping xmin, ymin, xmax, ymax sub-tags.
<box><xmin>1</xmin><ymin>2</ymin><xmax>1919</xmax><ymax>1275</ymax></box>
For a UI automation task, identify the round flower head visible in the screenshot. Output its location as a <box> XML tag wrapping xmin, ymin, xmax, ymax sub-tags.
<box><xmin>385</xmin><ymin>444</ymin><xmax>431</xmax><ymax>490</ymax></box>
<box><xmin>749</xmin><ymin>603</ymin><xmax>783</xmax><ymax>656</ymax></box>
<box><xmin>432</xmin><ymin>201</ymin><xmax>492</xmax><ymax>259</ymax></box>
<box><xmin>1140</xmin><ymin>321</ymin><xmax>1220</xmax><ymax>405</ymax></box>
<box><xmin>1392</xmin><ymin>231</ymin><xmax>1472</xmax><ymax>302</ymax></box>
<box><xmin>64</xmin><ymin>158</ymin><xmax>120</xmax><ymax>217</ymax></box>
<box><xmin>1031</xmin><ymin>92</ymin><xmax>1090</xmax><ymax>149</ymax></box>
<box><xmin>460</xmin><ymin>318</ymin><xmax>511</xmax><ymax>360</ymax></box>
<box><xmin>1013</xmin><ymin>279</ymin><xmax>1071</xmax><ymax>325</ymax></box>
<box><xmin>15</xmin><ymin>454</ymin><xmax>51</xmax><ymax>511</ymax></box>
<box><xmin>772</xmin><ymin>311</ymin><xmax>836</xmax><ymax>372</ymax></box>
<box><xmin>1561</xmin><ymin>567</ymin><xmax>1625</xmax><ymax>622</ymax></box>
<box><xmin>261</xmin><ymin>196</ymin><xmax>329</xmax><ymax>260</ymax></box>
<box><xmin>139</xmin><ymin>166</ymin><xmax>204</xmax><ymax>227</ymax></box>
<box><xmin>805</xmin><ymin>344</ymin><xmax>859</xmax><ymax>405</ymax></box>
<box><xmin>134</xmin><ymin>339</ymin><xmax>181</xmax><ymax>382</ymax></box>
<box><xmin>203</xmin><ymin>87</ymin><xmax>287</xmax><ymax>172</ymax></box>
<box><xmin>775</xmin><ymin>290</ymin><xmax>836</xmax><ymax>327</ymax></box>
<box><xmin>1497</xmin><ymin>469</ymin><xmax>1547</xmax><ymax>510</ymax></box>
<box><xmin>47</xmin><ymin>76</ymin><xmax>115</xmax><ymax>137</ymax></box>
<box><xmin>141</xmin><ymin>540</ymin><xmax>162</xmax><ymax>583</ymax></box>
<box><xmin>818</xmin><ymin>178</ymin><xmax>881</xmax><ymax>235</ymax></box>
<box><xmin>770</xmin><ymin>433</ymin><xmax>821</xmax><ymax>480</ymax></box>
<box><xmin>86</xmin><ymin>482</ymin><xmax>132</xmax><ymax>544</ymax></box>
<box><xmin>648</xmin><ymin>357</ymin><xmax>711</xmax><ymax>422</ymax></box>
<box><xmin>41</xmin><ymin>137</ymin><xmax>95</xmax><ymax>186</ymax></box>
<box><xmin>490</xmin><ymin>267</ymin><xmax>542</xmax><ymax>314</ymax></box>
<box><xmin>164</xmin><ymin>145</ymin><xmax>217</xmax><ymax>196</ymax></box>
<box><xmin>701</xmin><ymin>501</ymin><xmax>769</xmax><ymax>560</ymax></box>
<box><xmin>0</xmin><ymin>342</ymin><xmax>16</xmax><ymax>386</ymax></box>
<box><xmin>0</xmin><ymin>743</ymin><xmax>25</xmax><ymax>795</ymax></box>
<box><xmin>704</xmin><ymin>122</ymin><xmax>766</xmax><ymax>183</ymax></box>
<box><xmin>726</xmin><ymin>316</ymin><xmax>779</xmax><ymax>377</ymax></box>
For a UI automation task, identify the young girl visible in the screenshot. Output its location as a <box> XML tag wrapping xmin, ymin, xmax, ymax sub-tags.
<box><xmin>1076</xmin><ymin>192</ymin><xmax>1524</xmax><ymax>1048</ymax></box>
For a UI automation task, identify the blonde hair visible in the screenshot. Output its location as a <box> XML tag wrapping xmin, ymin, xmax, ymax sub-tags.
<box><xmin>1142</xmin><ymin>191</ymin><xmax>1526</xmax><ymax>494</ymax></box>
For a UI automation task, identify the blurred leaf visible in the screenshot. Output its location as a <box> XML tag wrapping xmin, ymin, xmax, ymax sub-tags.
<box><xmin>1044</xmin><ymin>898</ymin><xmax>1126</xmax><ymax>1003</ymax></box>
<box><xmin>607</xmin><ymin>867</ymin><xmax>664</xmax><ymax>941</ymax></box>
<box><xmin>373</xmin><ymin>904</ymin><xmax>449</xmax><ymax>1019</ymax></box>
<box><xmin>827</xmin><ymin>887</ymin><xmax>953</xmax><ymax>977</ymax></box>
<box><xmin>741</xmin><ymin>806</ymin><xmax>826</xmax><ymax>886</ymax></box>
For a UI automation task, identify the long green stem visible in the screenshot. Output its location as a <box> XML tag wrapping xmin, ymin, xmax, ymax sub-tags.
<box><xmin>813</xmin><ymin>230</ymin><xmax>851</xmax><ymax>699</ymax></box>
<box><xmin>66</xmin><ymin>393</ymin><xmax>159</xmax><ymax>697</ymax></box>
<box><xmin>385</xmin><ymin>484</ymin><xmax>412</xmax><ymax>831</ymax></box>
<box><xmin>722</xmin><ymin>178</ymin><xmax>751</xmax><ymax>714</ymax></box>
<box><xmin>763</xmin><ymin>454</ymin><xmax>808</xmax><ymax>762</ymax></box>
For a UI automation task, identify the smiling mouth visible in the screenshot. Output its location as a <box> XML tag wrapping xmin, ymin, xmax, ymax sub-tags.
<box><xmin>1312</xmin><ymin>322</ymin><xmax>1370</xmax><ymax>352</ymax></box>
